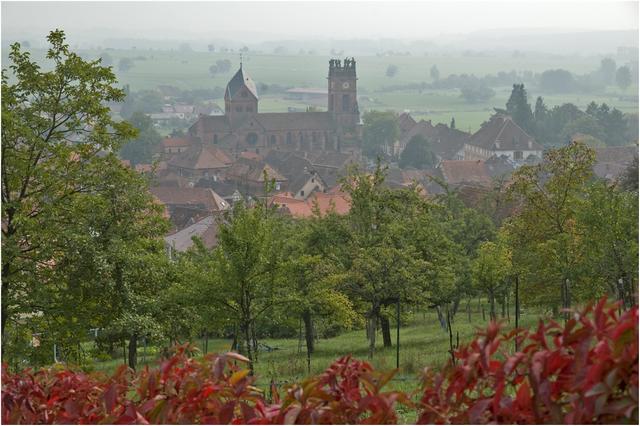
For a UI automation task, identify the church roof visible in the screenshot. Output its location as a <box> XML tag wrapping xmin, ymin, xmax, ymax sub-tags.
<box><xmin>253</xmin><ymin>112</ymin><xmax>335</xmax><ymax>131</ymax></box>
<box><xmin>225</xmin><ymin>66</ymin><xmax>258</xmax><ymax>100</ymax></box>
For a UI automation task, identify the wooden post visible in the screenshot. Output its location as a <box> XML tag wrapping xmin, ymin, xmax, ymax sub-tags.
<box><xmin>515</xmin><ymin>275</ymin><xmax>520</xmax><ymax>352</ymax></box>
<box><xmin>396</xmin><ymin>298</ymin><xmax>400</xmax><ymax>370</ymax></box>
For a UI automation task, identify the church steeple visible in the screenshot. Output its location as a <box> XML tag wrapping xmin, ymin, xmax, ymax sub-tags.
<box><xmin>224</xmin><ymin>64</ymin><xmax>258</xmax><ymax>122</ymax></box>
<box><xmin>328</xmin><ymin>58</ymin><xmax>359</xmax><ymax>129</ymax></box>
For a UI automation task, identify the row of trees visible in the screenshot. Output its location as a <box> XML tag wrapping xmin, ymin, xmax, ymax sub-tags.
<box><xmin>505</xmin><ymin>83</ymin><xmax>637</xmax><ymax>147</ymax></box>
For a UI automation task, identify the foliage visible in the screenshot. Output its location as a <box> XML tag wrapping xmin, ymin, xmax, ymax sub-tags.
<box><xmin>1</xmin><ymin>30</ymin><xmax>169</xmax><ymax>367</ymax></box>
<box><xmin>418</xmin><ymin>299</ymin><xmax>638</xmax><ymax>424</ymax></box>
<box><xmin>399</xmin><ymin>135</ymin><xmax>437</xmax><ymax>169</ymax></box>
<box><xmin>539</xmin><ymin>69</ymin><xmax>576</xmax><ymax>93</ymax></box>
<box><xmin>386</xmin><ymin>64</ymin><xmax>398</xmax><ymax>78</ymax></box>
<box><xmin>471</xmin><ymin>239</ymin><xmax>512</xmax><ymax>320</ymax></box>
<box><xmin>616</xmin><ymin>66</ymin><xmax>632</xmax><ymax>90</ymax></box>
<box><xmin>460</xmin><ymin>83</ymin><xmax>495</xmax><ymax>104</ymax></box>
<box><xmin>3</xmin><ymin>301</ymin><xmax>637</xmax><ymax>425</ymax></box>
<box><xmin>505</xmin><ymin>84</ymin><xmax>534</xmax><ymax>135</ymax></box>
<box><xmin>119</xmin><ymin>112</ymin><xmax>163</xmax><ymax>165</ymax></box>
<box><xmin>362</xmin><ymin>111</ymin><xmax>400</xmax><ymax>158</ymax></box>
<box><xmin>430</xmin><ymin>64</ymin><xmax>440</xmax><ymax>81</ymax></box>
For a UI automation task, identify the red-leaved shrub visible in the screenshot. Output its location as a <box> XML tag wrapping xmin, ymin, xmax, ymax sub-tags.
<box><xmin>2</xmin><ymin>298</ymin><xmax>637</xmax><ymax>424</ymax></box>
<box><xmin>418</xmin><ymin>298</ymin><xmax>638</xmax><ymax>424</ymax></box>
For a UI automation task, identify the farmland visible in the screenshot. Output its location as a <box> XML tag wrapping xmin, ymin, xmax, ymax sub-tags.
<box><xmin>12</xmin><ymin>47</ymin><xmax>638</xmax><ymax>132</ymax></box>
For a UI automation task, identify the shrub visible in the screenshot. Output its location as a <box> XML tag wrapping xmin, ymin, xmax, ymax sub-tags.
<box><xmin>418</xmin><ymin>298</ymin><xmax>638</xmax><ymax>424</ymax></box>
<box><xmin>2</xmin><ymin>299</ymin><xmax>637</xmax><ymax>424</ymax></box>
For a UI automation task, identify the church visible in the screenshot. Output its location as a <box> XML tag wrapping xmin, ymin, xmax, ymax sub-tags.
<box><xmin>188</xmin><ymin>58</ymin><xmax>362</xmax><ymax>155</ymax></box>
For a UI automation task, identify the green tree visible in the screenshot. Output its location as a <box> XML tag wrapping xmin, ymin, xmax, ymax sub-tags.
<box><xmin>576</xmin><ymin>181</ymin><xmax>638</xmax><ymax>308</ymax></box>
<box><xmin>505</xmin><ymin>141</ymin><xmax>596</xmax><ymax>316</ymax></box>
<box><xmin>362</xmin><ymin>111</ymin><xmax>400</xmax><ymax>158</ymax></box>
<box><xmin>472</xmin><ymin>240</ymin><xmax>511</xmax><ymax>320</ymax></box>
<box><xmin>505</xmin><ymin>84</ymin><xmax>534</xmax><ymax>134</ymax></box>
<box><xmin>399</xmin><ymin>135</ymin><xmax>437</xmax><ymax>169</ymax></box>
<box><xmin>386</xmin><ymin>64</ymin><xmax>398</xmax><ymax>78</ymax></box>
<box><xmin>119</xmin><ymin>112</ymin><xmax>162</xmax><ymax>165</ymax></box>
<box><xmin>430</xmin><ymin>64</ymin><xmax>440</xmax><ymax>81</ymax></box>
<box><xmin>599</xmin><ymin>58</ymin><xmax>617</xmax><ymax>85</ymax></box>
<box><xmin>539</xmin><ymin>69</ymin><xmax>575</xmax><ymax>93</ymax></box>
<box><xmin>616</xmin><ymin>66</ymin><xmax>632</xmax><ymax>90</ymax></box>
<box><xmin>186</xmin><ymin>202</ymin><xmax>290</xmax><ymax>370</ymax></box>
<box><xmin>450</xmin><ymin>117</ymin><xmax>456</xmax><ymax>129</ymax></box>
<box><xmin>1</xmin><ymin>31</ymin><xmax>167</xmax><ymax>368</ymax></box>
<box><xmin>1</xmin><ymin>30</ymin><xmax>137</xmax><ymax>359</ymax></box>
<box><xmin>460</xmin><ymin>83</ymin><xmax>495</xmax><ymax>103</ymax></box>
<box><xmin>560</xmin><ymin>114</ymin><xmax>605</xmax><ymax>144</ymax></box>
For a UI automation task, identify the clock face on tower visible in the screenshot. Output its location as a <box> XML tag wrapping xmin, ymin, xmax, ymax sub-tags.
<box><xmin>342</xmin><ymin>81</ymin><xmax>350</xmax><ymax>89</ymax></box>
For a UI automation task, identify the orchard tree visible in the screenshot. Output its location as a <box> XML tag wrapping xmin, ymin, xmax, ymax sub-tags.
<box><xmin>505</xmin><ymin>141</ymin><xmax>596</xmax><ymax>316</ymax></box>
<box><xmin>1</xmin><ymin>31</ymin><xmax>139</xmax><ymax>360</ymax></box>
<box><xmin>472</xmin><ymin>240</ymin><xmax>512</xmax><ymax>321</ymax></box>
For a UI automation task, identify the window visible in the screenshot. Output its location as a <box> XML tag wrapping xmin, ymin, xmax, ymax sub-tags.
<box><xmin>342</xmin><ymin>94</ymin><xmax>350</xmax><ymax>112</ymax></box>
<box><xmin>300</xmin><ymin>190</ymin><xmax>304</xmax><ymax>196</ymax></box>
<box><xmin>235</xmin><ymin>106</ymin><xmax>242</xmax><ymax>112</ymax></box>
<box><xmin>286</xmin><ymin>132</ymin><xmax>292</xmax><ymax>145</ymax></box>
<box><xmin>275</xmin><ymin>182</ymin><xmax>281</xmax><ymax>191</ymax></box>
<box><xmin>246</xmin><ymin>133</ymin><xmax>258</xmax><ymax>145</ymax></box>
<box><xmin>270</xmin><ymin>135</ymin><xmax>276</xmax><ymax>145</ymax></box>
<box><xmin>514</xmin><ymin>151</ymin><xmax>523</xmax><ymax>160</ymax></box>
<box><xmin>213</xmin><ymin>134</ymin><xmax>218</xmax><ymax>144</ymax></box>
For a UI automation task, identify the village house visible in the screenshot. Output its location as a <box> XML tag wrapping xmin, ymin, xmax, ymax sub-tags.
<box><xmin>269</xmin><ymin>190</ymin><xmax>351</xmax><ymax>219</ymax></box>
<box><xmin>165</xmin><ymin>215</ymin><xmax>221</xmax><ymax>259</ymax></box>
<box><xmin>593</xmin><ymin>145</ymin><xmax>638</xmax><ymax>181</ymax></box>
<box><xmin>166</xmin><ymin>144</ymin><xmax>232</xmax><ymax>181</ymax></box>
<box><xmin>224</xmin><ymin>157</ymin><xmax>288</xmax><ymax>195</ymax></box>
<box><xmin>396</xmin><ymin>118</ymin><xmax>470</xmax><ymax>161</ymax></box>
<box><xmin>463</xmin><ymin>114</ymin><xmax>543</xmax><ymax>164</ymax></box>
<box><xmin>149</xmin><ymin>186</ymin><xmax>229</xmax><ymax>229</ymax></box>
<box><xmin>161</xmin><ymin>136</ymin><xmax>192</xmax><ymax>154</ymax></box>
<box><xmin>264</xmin><ymin>151</ymin><xmax>327</xmax><ymax>200</ymax></box>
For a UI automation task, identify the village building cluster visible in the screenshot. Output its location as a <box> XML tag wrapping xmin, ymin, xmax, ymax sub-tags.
<box><xmin>124</xmin><ymin>58</ymin><xmax>636</xmax><ymax>255</ymax></box>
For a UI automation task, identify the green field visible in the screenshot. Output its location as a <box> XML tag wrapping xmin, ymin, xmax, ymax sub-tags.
<box><xmin>7</xmin><ymin>47</ymin><xmax>637</xmax><ymax>132</ymax></box>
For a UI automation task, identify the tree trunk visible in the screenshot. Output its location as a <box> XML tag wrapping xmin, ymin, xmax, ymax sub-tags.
<box><xmin>302</xmin><ymin>310</ymin><xmax>314</xmax><ymax>354</ymax></box>
<box><xmin>241</xmin><ymin>321</ymin><xmax>254</xmax><ymax>373</ymax></box>
<box><xmin>489</xmin><ymin>289</ymin><xmax>496</xmax><ymax>321</ymax></box>
<box><xmin>380</xmin><ymin>315</ymin><xmax>392</xmax><ymax>348</ymax></box>
<box><xmin>128</xmin><ymin>334</ymin><xmax>138</xmax><ymax>371</ymax></box>
<box><xmin>368</xmin><ymin>309</ymin><xmax>378</xmax><ymax>359</ymax></box>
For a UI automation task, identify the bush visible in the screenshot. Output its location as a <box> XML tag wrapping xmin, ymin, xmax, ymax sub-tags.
<box><xmin>418</xmin><ymin>298</ymin><xmax>638</xmax><ymax>424</ymax></box>
<box><xmin>2</xmin><ymin>299</ymin><xmax>637</xmax><ymax>424</ymax></box>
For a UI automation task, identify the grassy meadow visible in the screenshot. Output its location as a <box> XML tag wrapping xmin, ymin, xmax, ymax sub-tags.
<box><xmin>8</xmin><ymin>47</ymin><xmax>637</xmax><ymax>132</ymax></box>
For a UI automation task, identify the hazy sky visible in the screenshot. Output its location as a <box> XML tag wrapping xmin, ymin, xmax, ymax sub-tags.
<box><xmin>2</xmin><ymin>1</ymin><xmax>638</xmax><ymax>43</ymax></box>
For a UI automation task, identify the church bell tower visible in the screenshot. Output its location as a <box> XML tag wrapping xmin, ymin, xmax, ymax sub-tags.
<box><xmin>328</xmin><ymin>58</ymin><xmax>359</xmax><ymax>129</ymax></box>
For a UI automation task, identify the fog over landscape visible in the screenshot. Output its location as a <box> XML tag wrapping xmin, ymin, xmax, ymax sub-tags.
<box><xmin>2</xmin><ymin>1</ymin><xmax>638</xmax><ymax>54</ymax></box>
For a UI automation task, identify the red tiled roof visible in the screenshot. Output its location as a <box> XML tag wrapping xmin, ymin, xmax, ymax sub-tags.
<box><xmin>269</xmin><ymin>191</ymin><xmax>351</xmax><ymax>218</ymax></box>
<box><xmin>150</xmin><ymin>187</ymin><xmax>230</xmax><ymax>212</ymax></box>
<box><xmin>168</xmin><ymin>144</ymin><xmax>232</xmax><ymax>170</ymax></box>
<box><xmin>162</xmin><ymin>137</ymin><xmax>191</xmax><ymax>148</ymax></box>
<box><xmin>440</xmin><ymin>160</ymin><xmax>491</xmax><ymax>186</ymax></box>
<box><xmin>468</xmin><ymin>115</ymin><xmax>542</xmax><ymax>152</ymax></box>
